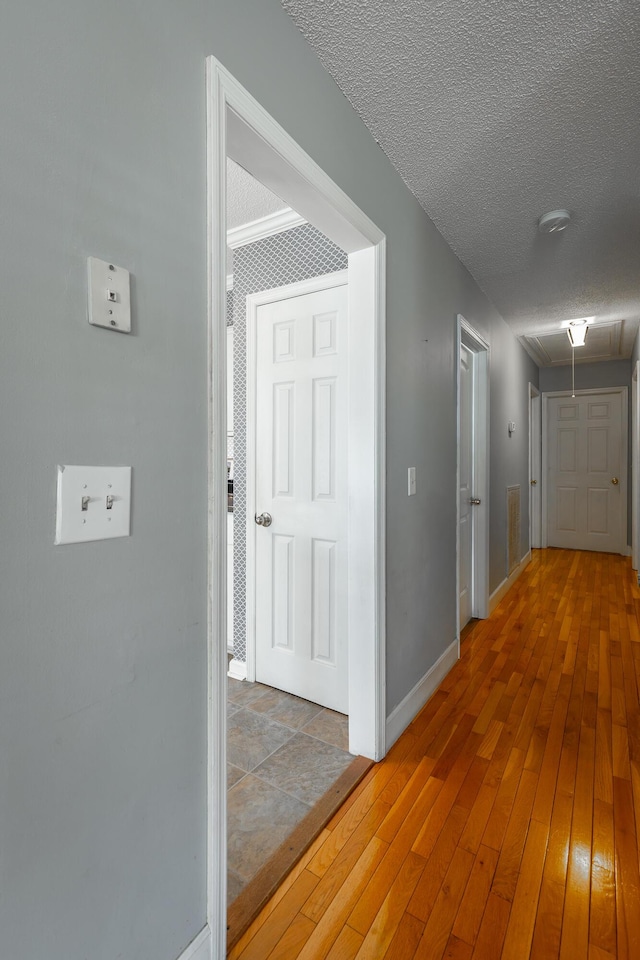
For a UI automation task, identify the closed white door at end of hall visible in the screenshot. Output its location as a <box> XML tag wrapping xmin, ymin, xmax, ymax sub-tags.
<box><xmin>547</xmin><ymin>390</ymin><xmax>624</xmax><ymax>554</ymax></box>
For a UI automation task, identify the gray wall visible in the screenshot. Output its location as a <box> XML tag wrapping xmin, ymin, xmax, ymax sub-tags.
<box><xmin>487</xmin><ymin>321</ymin><xmax>539</xmax><ymax>588</ymax></box>
<box><xmin>539</xmin><ymin>358</ymin><xmax>631</xmax><ymax>392</ymax></box>
<box><xmin>0</xmin><ymin>1</ymin><xmax>536</xmax><ymax>957</ymax></box>
<box><xmin>540</xmin><ymin>359</ymin><xmax>632</xmax><ymax>544</ymax></box>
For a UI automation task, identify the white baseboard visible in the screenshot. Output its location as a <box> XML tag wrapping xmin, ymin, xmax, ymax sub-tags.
<box><xmin>227</xmin><ymin>658</ymin><xmax>247</xmax><ymax>681</ymax></box>
<box><xmin>385</xmin><ymin>638</ymin><xmax>458</xmax><ymax>751</ymax></box>
<box><xmin>489</xmin><ymin>550</ymin><xmax>532</xmax><ymax>614</ymax></box>
<box><xmin>176</xmin><ymin>925</ymin><xmax>211</xmax><ymax>960</ymax></box>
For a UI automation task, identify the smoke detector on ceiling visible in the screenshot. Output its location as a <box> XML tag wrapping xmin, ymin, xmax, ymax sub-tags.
<box><xmin>538</xmin><ymin>209</ymin><xmax>571</xmax><ymax>234</ymax></box>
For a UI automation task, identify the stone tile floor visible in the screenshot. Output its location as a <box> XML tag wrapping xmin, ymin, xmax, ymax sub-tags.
<box><xmin>227</xmin><ymin>676</ymin><xmax>352</xmax><ymax>903</ymax></box>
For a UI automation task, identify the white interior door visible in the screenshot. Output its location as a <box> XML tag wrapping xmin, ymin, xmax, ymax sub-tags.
<box><xmin>546</xmin><ymin>390</ymin><xmax>625</xmax><ymax>553</ymax></box>
<box><xmin>458</xmin><ymin>343</ymin><xmax>474</xmax><ymax>628</ymax></box>
<box><xmin>252</xmin><ymin>277</ymin><xmax>348</xmax><ymax>713</ymax></box>
<box><xmin>529</xmin><ymin>387</ymin><xmax>541</xmax><ymax>548</ymax></box>
<box><xmin>227</xmin><ymin>326</ymin><xmax>234</xmax><ymax>649</ymax></box>
<box><xmin>633</xmin><ymin>364</ymin><xmax>639</xmax><ymax>572</ymax></box>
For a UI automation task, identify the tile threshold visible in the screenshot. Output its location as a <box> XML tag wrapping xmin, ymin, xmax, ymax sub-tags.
<box><xmin>226</xmin><ymin>755</ymin><xmax>373</xmax><ymax>953</ymax></box>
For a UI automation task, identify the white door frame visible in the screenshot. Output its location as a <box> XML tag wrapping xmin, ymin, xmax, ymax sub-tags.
<box><xmin>633</xmin><ymin>363</ymin><xmax>639</xmax><ymax>572</ymax></box>
<box><xmin>244</xmin><ymin>270</ymin><xmax>349</xmax><ymax>686</ymax></box>
<box><xmin>529</xmin><ymin>383</ymin><xmax>541</xmax><ymax>549</ymax></box>
<box><xmin>541</xmin><ymin>386</ymin><xmax>628</xmax><ymax>551</ymax></box>
<box><xmin>206</xmin><ymin>57</ymin><xmax>386</xmax><ymax>955</ymax></box>
<box><xmin>456</xmin><ymin>315</ymin><xmax>489</xmax><ymax>645</ymax></box>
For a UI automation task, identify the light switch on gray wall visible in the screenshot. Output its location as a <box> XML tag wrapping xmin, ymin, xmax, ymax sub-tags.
<box><xmin>55</xmin><ymin>464</ymin><xmax>131</xmax><ymax>544</ymax></box>
<box><xmin>408</xmin><ymin>467</ymin><xmax>417</xmax><ymax>496</ymax></box>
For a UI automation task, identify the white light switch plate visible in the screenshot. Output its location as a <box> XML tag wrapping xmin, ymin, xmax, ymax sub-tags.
<box><xmin>408</xmin><ymin>467</ymin><xmax>417</xmax><ymax>496</ymax></box>
<box><xmin>88</xmin><ymin>257</ymin><xmax>131</xmax><ymax>333</ymax></box>
<box><xmin>55</xmin><ymin>465</ymin><xmax>131</xmax><ymax>544</ymax></box>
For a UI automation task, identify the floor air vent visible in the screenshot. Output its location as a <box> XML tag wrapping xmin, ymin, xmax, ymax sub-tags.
<box><xmin>507</xmin><ymin>485</ymin><xmax>521</xmax><ymax>576</ymax></box>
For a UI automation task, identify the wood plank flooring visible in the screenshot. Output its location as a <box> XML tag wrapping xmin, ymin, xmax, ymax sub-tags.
<box><xmin>228</xmin><ymin>549</ymin><xmax>640</xmax><ymax>959</ymax></box>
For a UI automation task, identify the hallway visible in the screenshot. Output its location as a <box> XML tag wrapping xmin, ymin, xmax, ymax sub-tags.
<box><xmin>228</xmin><ymin>548</ymin><xmax>640</xmax><ymax>959</ymax></box>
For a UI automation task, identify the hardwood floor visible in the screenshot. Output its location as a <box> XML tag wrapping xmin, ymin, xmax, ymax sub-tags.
<box><xmin>228</xmin><ymin>549</ymin><xmax>640</xmax><ymax>959</ymax></box>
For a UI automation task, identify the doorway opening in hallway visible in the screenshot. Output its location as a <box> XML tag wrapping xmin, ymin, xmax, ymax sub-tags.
<box><xmin>206</xmin><ymin>55</ymin><xmax>386</xmax><ymax>952</ymax></box>
<box><xmin>224</xmin><ymin>160</ymin><xmax>357</xmax><ymax>908</ymax></box>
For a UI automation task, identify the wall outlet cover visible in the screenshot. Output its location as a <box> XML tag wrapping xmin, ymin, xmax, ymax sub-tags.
<box><xmin>88</xmin><ymin>257</ymin><xmax>131</xmax><ymax>333</ymax></box>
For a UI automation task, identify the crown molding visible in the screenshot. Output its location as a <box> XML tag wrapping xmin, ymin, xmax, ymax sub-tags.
<box><xmin>226</xmin><ymin>207</ymin><xmax>306</xmax><ymax>249</ymax></box>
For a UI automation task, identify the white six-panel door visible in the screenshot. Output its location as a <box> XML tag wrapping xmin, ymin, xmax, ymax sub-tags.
<box><xmin>546</xmin><ymin>389</ymin><xmax>625</xmax><ymax>553</ymax></box>
<box><xmin>251</xmin><ymin>277</ymin><xmax>348</xmax><ymax>713</ymax></box>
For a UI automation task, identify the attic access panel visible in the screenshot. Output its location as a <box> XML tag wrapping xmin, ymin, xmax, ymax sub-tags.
<box><xmin>522</xmin><ymin>321</ymin><xmax>623</xmax><ymax>366</ymax></box>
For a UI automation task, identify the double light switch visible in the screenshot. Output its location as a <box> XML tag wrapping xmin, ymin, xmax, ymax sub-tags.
<box><xmin>55</xmin><ymin>465</ymin><xmax>131</xmax><ymax>544</ymax></box>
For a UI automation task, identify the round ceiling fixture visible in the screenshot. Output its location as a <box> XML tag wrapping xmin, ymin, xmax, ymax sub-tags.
<box><xmin>538</xmin><ymin>209</ymin><xmax>571</xmax><ymax>234</ymax></box>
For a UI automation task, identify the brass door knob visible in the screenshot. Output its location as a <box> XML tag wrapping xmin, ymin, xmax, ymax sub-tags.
<box><xmin>611</xmin><ymin>477</ymin><xmax>619</xmax><ymax>485</ymax></box>
<box><xmin>530</xmin><ymin>479</ymin><xmax>537</xmax><ymax>485</ymax></box>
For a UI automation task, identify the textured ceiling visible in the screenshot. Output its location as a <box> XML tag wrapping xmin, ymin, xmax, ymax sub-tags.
<box><xmin>281</xmin><ymin>0</ymin><xmax>640</xmax><ymax>362</ymax></box>
<box><xmin>227</xmin><ymin>159</ymin><xmax>287</xmax><ymax>230</ymax></box>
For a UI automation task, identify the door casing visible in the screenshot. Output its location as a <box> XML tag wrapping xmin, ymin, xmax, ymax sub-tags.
<box><xmin>456</xmin><ymin>315</ymin><xmax>490</xmax><ymax>646</ymax></box>
<box><xmin>206</xmin><ymin>56</ymin><xmax>386</xmax><ymax>955</ymax></box>
<box><xmin>541</xmin><ymin>386</ymin><xmax>628</xmax><ymax>552</ymax></box>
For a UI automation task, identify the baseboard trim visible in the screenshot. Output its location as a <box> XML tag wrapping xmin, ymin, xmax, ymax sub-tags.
<box><xmin>489</xmin><ymin>550</ymin><xmax>532</xmax><ymax>614</ymax></box>
<box><xmin>228</xmin><ymin>658</ymin><xmax>247</xmax><ymax>681</ymax></box>
<box><xmin>176</xmin><ymin>925</ymin><xmax>211</xmax><ymax>960</ymax></box>
<box><xmin>385</xmin><ymin>638</ymin><xmax>458</xmax><ymax>751</ymax></box>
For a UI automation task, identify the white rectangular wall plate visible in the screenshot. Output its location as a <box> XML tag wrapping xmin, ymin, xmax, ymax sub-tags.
<box><xmin>55</xmin><ymin>465</ymin><xmax>132</xmax><ymax>544</ymax></box>
<box><xmin>408</xmin><ymin>466</ymin><xmax>417</xmax><ymax>496</ymax></box>
<box><xmin>88</xmin><ymin>257</ymin><xmax>131</xmax><ymax>333</ymax></box>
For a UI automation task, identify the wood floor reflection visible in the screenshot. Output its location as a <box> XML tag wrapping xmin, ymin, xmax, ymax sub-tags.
<box><xmin>228</xmin><ymin>549</ymin><xmax>640</xmax><ymax>959</ymax></box>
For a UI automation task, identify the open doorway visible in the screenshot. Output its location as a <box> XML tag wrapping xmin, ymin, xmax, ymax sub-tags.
<box><xmin>206</xmin><ymin>58</ymin><xmax>386</xmax><ymax>953</ymax></box>
<box><xmin>224</xmin><ymin>162</ymin><xmax>357</xmax><ymax>911</ymax></box>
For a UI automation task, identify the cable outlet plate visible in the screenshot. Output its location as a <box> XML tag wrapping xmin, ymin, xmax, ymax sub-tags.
<box><xmin>88</xmin><ymin>257</ymin><xmax>131</xmax><ymax>333</ymax></box>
